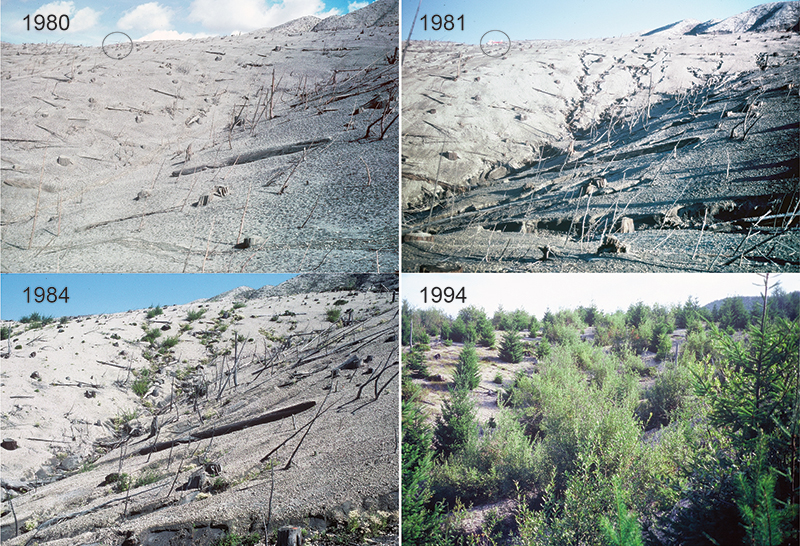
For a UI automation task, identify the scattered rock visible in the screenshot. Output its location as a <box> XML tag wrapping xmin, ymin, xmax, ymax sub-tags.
<box><xmin>597</xmin><ymin>235</ymin><xmax>629</xmax><ymax>254</ymax></box>
<box><xmin>584</xmin><ymin>177</ymin><xmax>607</xmax><ymax>195</ymax></box>
<box><xmin>1</xmin><ymin>478</ymin><xmax>31</xmax><ymax>492</ymax></box>
<box><xmin>160</xmin><ymin>324</ymin><xmax>171</xmax><ymax>331</ymax></box>
<box><xmin>135</xmin><ymin>189</ymin><xmax>151</xmax><ymax>201</ymax></box>
<box><xmin>59</xmin><ymin>455</ymin><xmax>81</xmax><ymax>471</ymax></box>
<box><xmin>487</xmin><ymin>166</ymin><xmax>508</xmax><ymax>180</ymax></box>
<box><xmin>339</xmin><ymin>354</ymin><xmax>362</xmax><ymax>370</ymax></box>
<box><xmin>180</xmin><ymin>469</ymin><xmax>209</xmax><ymax>491</ymax></box>
<box><xmin>517</xmin><ymin>113</ymin><xmax>528</xmax><ymax>121</ymax></box>
<box><xmin>102</xmin><ymin>473</ymin><xmax>121</xmax><ymax>485</ymax></box>
<box><xmin>179</xmin><ymin>491</ymin><xmax>199</xmax><ymax>505</ymax></box>
<box><xmin>125</xmin><ymin>418</ymin><xmax>147</xmax><ymax>437</ymax></box>
<box><xmin>85</xmin><ymin>390</ymin><xmax>97</xmax><ymax>398</ymax></box>
<box><xmin>30</xmin><ymin>371</ymin><xmax>40</xmax><ymax>380</ymax></box>
<box><xmin>204</xmin><ymin>462</ymin><xmax>221</xmax><ymax>476</ymax></box>
<box><xmin>540</xmin><ymin>245</ymin><xmax>552</xmax><ymax>260</ymax></box>
<box><xmin>56</xmin><ymin>156</ymin><xmax>73</xmax><ymax>166</ymax></box>
<box><xmin>2</xmin><ymin>438</ymin><xmax>19</xmax><ymax>450</ymax></box>
<box><xmin>29</xmin><ymin>351</ymin><xmax>36</xmax><ymax>358</ymax></box>
<box><xmin>427</xmin><ymin>108</ymin><xmax>437</xmax><ymax>114</ymax></box>
<box><xmin>196</xmin><ymin>194</ymin><xmax>212</xmax><ymax>207</ymax></box>
<box><xmin>442</xmin><ymin>151</ymin><xmax>458</xmax><ymax>160</ymax></box>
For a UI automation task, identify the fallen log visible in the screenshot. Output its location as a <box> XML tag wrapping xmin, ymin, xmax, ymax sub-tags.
<box><xmin>136</xmin><ymin>400</ymin><xmax>315</xmax><ymax>455</ymax></box>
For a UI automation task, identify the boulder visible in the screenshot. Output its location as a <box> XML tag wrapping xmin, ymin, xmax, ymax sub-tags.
<box><xmin>1</xmin><ymin>478</ymin><xmax>32</xmax><ymax>492</ymax></box>
<box><xmin>487</xmin><ymin>166</ymin><xmax>508</xmax><ymax>180</ymax></box>
<box><xmin>2</xmin><ymin>438</ymin><xmax>19</xmax><ymax>450</ymax></box>
<box><xmin>597</xmin><ymin>235</ymin><xmax>629</xmax><ymax>254</ymax></box>
<box><xmin>204</xmin><ymin>462</ymin><xmax>222</xmax><ymax>476</ymax></box>
<box><xmin>59</xmin><ymin>455</ymin><xmax>81</xmax><ymax>471</ymax></box>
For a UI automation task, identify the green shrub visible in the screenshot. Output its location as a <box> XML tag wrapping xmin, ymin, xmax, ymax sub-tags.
<box><xmin>535</xmin><ymin>338</ymin><xmax>551</xmax><ymax>359</ymax></box>
<box><xmin>146</xmin><ymin>305</ymin><xmax>163</xmax><ymax>319</ymax></box>
<box><xmin>113</xmin><ymin>473</ymin><xmax>131</xmax><ymax>492</ymax></box>
<box><xmin>134</xmin><ymin>469</ymin><xmax>163</xmax><ymax>488</ymax></box>
<box><xmin>20</xmin><ymin>312</ymin><xmax>42</xmax><ymax>324</ymax></box>
<box><xmin>209</xmin><ymin>477</ymin><xmax>230</xmax><ymax>493</ymax></box>
<box><xmin>637</xmin><ymin>362</ymin><xmax>692</xmax><ymax>428</ymax></box>
<box><xmin>186</xmin><ymin>308</ymin><xmax>205</xmax><ymax>321</ymax></box>
<box><xmin>404</xmin><ymin>348</ymin><xmax>429</xmax><ymax>378</ymax></box>
<box><xmin>434</xmin><ymin>387</ymin><xmax>477</xmax><ymax>457</ymax></box>
<box><xmin>141</xmin><ymin>326</ymin><xmax>161</xmax><ymax>344</ymax></box>
<box><xmin>402</xmin><ymin>396</ymin><xmax>447</xmax><ymax>545</ymax></box>
<box><xmin>131</xmin><ymin>374</ymin><xmax>150</xmax><ymax>397</ymax></box>
<box><xmin>159</xmin><ymin>335</ymin><xmax>180</xmax><ymax>351</ymax></box>
<box><xmin>0</xmin><ymin>326</ymin><xmax>12</xmax><ymax>340</ymax></box>
<box><xmin>213</xmin><ymin>532</ymin><xmax>261</xmax><ymax>546</ymax></box>
<box><xmin>453</xmin><ymin>344</ymin><xmax>480</xmax><ymax>391</ymax></box>
<box><xmin>499</xmin><ymin>329</ymin><xmax>524</xmax><ymax>363</ymax></box>
<box><xmin>599</xmin><ymin>476</ymin><xmax>644</xmax><ymax>546</ymax></box>
<box><xmin>326</xmin><ymin>308</ymin><xmax>341</xmax><ymax>323</ymax></box>
<box><xmin>232</xmin><ymin>302</ymin><xmax>246</xmax><ymax>309</ymax></box>
<box><xmin>20</xmin><ymin>312</ymin><xmax>54</xmax><ymax>328</ymax></box>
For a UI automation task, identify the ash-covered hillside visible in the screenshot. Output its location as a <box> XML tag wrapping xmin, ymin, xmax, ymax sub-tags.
<box><xmin>401</xmin><ymin>3</ymin><xmax>798</xmax><ymax>273</ymax></box>
<box><xmin>0</xmin><ymin>273</ymin><xmax>399</xmax><ymax>545</ymax></box>
<box><xmin>1</xmin><ymin>0</ymin><xmax>399</xmax><ymax>274</ymax></box>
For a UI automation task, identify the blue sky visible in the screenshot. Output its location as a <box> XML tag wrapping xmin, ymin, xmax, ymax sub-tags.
<box><xmin>0</xmin><ymin>0</ymin><xmax>379</xmax><ymax>45</ymax></box>
<box><xmin>402</xmin><ymin>273</ymin><xmax>800</xmax><ymax>319</ymax></box>
<box><xmin>0</xmin><ymin>274</ymin><xmax>296</xmax><ymax>320</ymax></box>
<box><xmin>401</xmin><ymin>0</ymin><xmax>764</xmax><ymax>43</ymax></box>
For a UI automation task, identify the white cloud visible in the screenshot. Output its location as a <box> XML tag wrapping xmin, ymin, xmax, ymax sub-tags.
<box><xmin>34</xmin><ymin>1</ymin><xmax>74</xmax><ymax>17</ymax></box>
<box><xmin>137</xmin><ymin>29</ymin><xmax>212</xmax><ymax>41</ymax></box>
<box><xmin>188</xmin><ymin>0</ymin><xmax>339</xmax><ymax>34</ymax></box>
<box><xmin>347</xmin><ymin>1</ymin><xmax>369</xmax><ymax>12</ymax></box>
<box><xmin>70</xmin><ymin>6</ymin><xmax>101</xmax><ymax>32</ymax></box>
<box><xmin>117</xmin><ymin>2</ymin><xmax>173</xmax><ymax>31</ymax></box>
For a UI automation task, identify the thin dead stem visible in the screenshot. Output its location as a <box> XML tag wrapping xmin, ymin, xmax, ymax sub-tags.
<box><xmin>28</xmin><ymin>156</ymin><xmax>45</xmax><ymax>249</ymax></box>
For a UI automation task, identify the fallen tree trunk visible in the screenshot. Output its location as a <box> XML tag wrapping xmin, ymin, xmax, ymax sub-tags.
<box><xmin>136</xmin><ymin>401</ymin><xmax>315</xmax><ymax>456</ymax></box>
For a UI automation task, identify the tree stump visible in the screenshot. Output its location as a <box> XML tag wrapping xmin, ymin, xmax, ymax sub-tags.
<box><xmin>277</xmin><ymin>526</ymin><xmax>303</xmax><ymax>546</ymax></box>
<box><xmin>618</xmin><ymin>217</ymin><xmax>635</xmax><ymax>233</ymax></box>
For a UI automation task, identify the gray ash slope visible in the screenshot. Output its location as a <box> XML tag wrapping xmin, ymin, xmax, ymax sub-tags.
<box><xmin>0</xmin><ymin>273</ymin><xmax>399</xmax><ymax>545</ymax></box>
<box><xmin>208</xmin><ymin>273</ymin><xmax>398</xmax><ymax>302</ymax></box>
<box><xmin>1</xmin><ymin>0</ymin><xmax>398</xmax><ymax>273</ymax></box>
<box><xmin>401</xmin><ymin>3</ymin><xmax>799</xmax><ymax>273</ymax></box>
